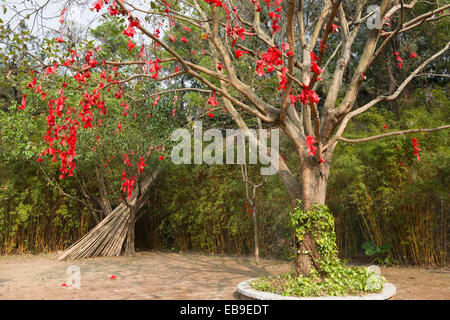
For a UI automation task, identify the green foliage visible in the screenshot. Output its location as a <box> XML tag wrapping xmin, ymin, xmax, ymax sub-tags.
<box><xmin>252</xmin><ymin>266</ymin><xmax>385</xmax><ymax>297</ymax></box>
<box><xmin>329</xmin><ymin>85</ymin><xmax>449</xmax><ymax>265</ymax></box>
<box><xmin>361</xmin><ymin>241</ymin><xmax>393</xmax><ymax>266</ymax></box>
<box><xmin>143</xmin><ymin>162</ymin><xmax>291</xmax><ymax>257</ymax></box>
<box><xmin>0</xmin><ymin>164</ymin><xmax>93</xmax><ymax>254</ymax></box>
<box><xmin>251</xmin><ymin>203</ymin><xmax>386</xmax><ymax>297</ymax></box>
<box><xmin>290</xmin><ymin>202</ymin><xmax>338</xmax><ymax>262</ymax></box>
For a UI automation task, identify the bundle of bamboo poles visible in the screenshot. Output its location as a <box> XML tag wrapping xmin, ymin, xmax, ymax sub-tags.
<box><xmin>55</xmin><ymin>168</ymin><xmax>161</xmax><ymax>260</ymax></box>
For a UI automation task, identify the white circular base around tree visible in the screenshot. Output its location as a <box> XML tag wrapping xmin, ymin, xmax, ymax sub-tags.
<box><xmin>237</xmin><ymin>278</ymin><xmax>396</xmax><ymax>300</ymax></box>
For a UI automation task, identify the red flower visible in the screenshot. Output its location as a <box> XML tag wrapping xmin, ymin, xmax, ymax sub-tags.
<box><xmin>412</xmin><ymin>138</ymin><xmax>421</xmax><ymax>162</ymax></box>
<box><xmin>115</xmin><ymin>90</ymin><xmax>123</xmax><ymax>99</ymax></box>
<box><xmin>153</xmin><ymin>95</ymin><xmax>160</xmax><ymax>106</ymax></box>
<box><xmin>139</xmin><ymin>45</ymin><xmax>145</xmax><ymax>57</ymax></box>
<box><xmin>27</xmin><ymin>78</ymin><xmax>37</xmax><ymax>88</ymax></box>
<box><xmin>207</xmin><ymin>92</ymin><xmax>219</xmax><ymax>106</ymax></box>
<box><xmin>123</xmin><ymin>24</ymin><xmax>137</xmax><ymax>38</ymax></box>
<box><xmin>121</xmin><ymin>176</ymin><xmax>135</xmax><ymax>200</ymax></box>
<box><xmin>56</xmin><ymin>36</ymin><xmax>64</xmax><ymax>43</ymax></box>
<box><xmin>180</xmin><ymin>36</ymin><xmax>187</xmax><ymax>43</ymax></box>
<box><xmin>204</xmin><ymin>0</ymin><xmax>223</xmax><ymax>7</ymax></box>
<box><xmin>305</xmin><ymin>135</ymin><xmax>317</xmax><ymax>156</ymax></box>
<box><xmin>60</xmin><ymin>8</ymin><xmax>67</xmax><ymax>24</ymax></box>
<box><xmin>409</xmin><ymin>51</ymin><xmax>418</xmax><ymax>58</ymax></box>
<box><xmin>297</xmin><ymin>84</ymin><xmax>320</xmax><ymax>105</ymax></box>
<box><xmin>74</xmin><ymin>72</ymin><xmax>85</xmax><ymax>84</ymax></box>
<box><xmin>277</xmin><ymin>66</ymin><xmax>287</xmax><ymax>91</ymax></box>
<box><xmin>109</xmin><ymin>275</ymin><xmax>116</xmax><ymax>280</ymax></box>
<box><xmin>330</xmin><ymin>24</ymin><xmax>339</xmax><ymax>33</ymax></box>
<box><xmin>129</xmin><ymin>19</ymin><xmax>140</xmax><ymax>28</ymax></box>
<box><xmin>123</xmin><ymin>153</ymin><xmax>132</xmax><ymax>167</ymax></box>
<box><xmin>88</xmin><ymin>58</ymin><xmax>98</xmax><ymax>68</ymax></box>
<box><xmin>394</xmin><ymin>50</ymin><xmax>403</xmax><ymax>68</ymax></box>
<box><xmin>18</xmin><ymin>94</ymin><xmax>27</xmax><ymax>110</ymax></box>
<box><xmin>108</xmin><ymin>5</ymin><xmax>119</xmax><ymax>15</ymax></box>
<box><xmin>255</xmin><ymin>60</ymin><xmax>265</xmax><ymax>77</ymax></box>
<box><xmin>310</xmin><ymin>61</ymin><xmax>323</xmax><ymax>75</ymax></box>
<box><xmin>128</xmin><ymin>40</ymin><xmax>136</xmax><ymax>51</ymax></box>
<box><xmin>138</xmin><ymin>157</ymin><xmax>146</xmax><ymax>173</ymax></box>
<box><xmin>92</xmin><ymin>0</ymin><xmax>104</xmax><ymax>12</ymax></box>
<box><xmin>289</xmin><ymin>94</ymin><xmax>297</xmax><ymax>106</ymax></box>
<box><xmin>234</xmin><ymin>48</ymin><xmax>249</xmax><ymax>58</ymax></box>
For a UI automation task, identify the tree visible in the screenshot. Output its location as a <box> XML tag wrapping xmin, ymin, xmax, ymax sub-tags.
<box><xmin>0</xmin><ymin>17</ymin><xmax>177</xmax><ymax>257</ymax></box>
<box><xmin>2</xmin><ymin>0</ymin><xmax>449</xmax><ymax>274</ymax></box>
<box><xmin>241</xmin><ymin>161</ymin><xmax>268</xmax><ymax>263</ymax></box>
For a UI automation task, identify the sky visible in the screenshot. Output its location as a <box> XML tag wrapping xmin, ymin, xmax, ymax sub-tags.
<box><xmin>0</xmin><ymin>0</ymin><xmax>162</xmax><ymax>48</ymax></box>
<box><xmin>0</xmin><ymin>0</ymin><xmax>104</xmax><ymax>39</ymax></box>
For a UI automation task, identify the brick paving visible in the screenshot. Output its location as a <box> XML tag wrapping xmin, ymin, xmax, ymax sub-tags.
<box><xmin>0</xmin><ymin>251</ymin><xmax>447</xmax><ymax>299</ymax></box>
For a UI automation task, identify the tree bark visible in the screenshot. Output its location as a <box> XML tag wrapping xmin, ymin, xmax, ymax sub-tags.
<box><xmin>96</xmin><ymin>167</ymin><xmax>112</xmax><ymax>216</ymax></box>
<box><xmin>123</xmin><ymin>206</ymin><xmax>135</xmax><ymax>256</ymax></box>
<box><xmin>278</xmin><ymin>156</ymin><xmax>331</xmax><ymax>276</ymax></box>
<box><xmin>251</xmin><ymin>203</ymin><xmax>259</xmax><ymax>263</ymax></box>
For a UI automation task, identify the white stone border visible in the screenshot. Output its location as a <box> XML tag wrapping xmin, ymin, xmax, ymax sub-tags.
<box><xmin>237</xmin><ymin>278</ymin><xmax>396</xmax><ymax>300</ymax></box>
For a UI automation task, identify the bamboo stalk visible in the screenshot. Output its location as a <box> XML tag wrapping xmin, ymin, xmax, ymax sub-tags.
<box><xmin>54</xmin><ymin>169</ymin><xmax>161</xmax><ymax>260</ymax></box>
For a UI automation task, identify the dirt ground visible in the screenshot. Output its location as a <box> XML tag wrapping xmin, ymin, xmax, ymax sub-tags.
<box><xmin>0</xmin><ymin>251</ymin><xmax>448</xmax><ymax>300</ymax></box>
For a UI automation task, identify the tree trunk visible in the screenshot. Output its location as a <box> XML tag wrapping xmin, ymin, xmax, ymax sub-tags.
<box><xmin>96</xmin><ymin>167</ymin><xmax>112</xmax><ymax>216</ymax></box>
<box><xmin>251</xmin><ymin>204</ymin><xmax>259</xmax><ymax>263</ymax></box>
<box><xmin>123</xmin><ymin>206</ymin><xmax>135</xmax><ymax>256</ymax></box>
<box><xmin>278</xmin><ymin>157</ymin><xmax>331</xmax><ymax>276</ymax></box>
<box><xmin>296</xmin><ymin>160</ymin><xmax>330</xmax><ymax>275</ymax></box>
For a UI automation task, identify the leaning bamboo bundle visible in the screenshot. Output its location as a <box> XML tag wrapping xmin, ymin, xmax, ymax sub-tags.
<box><xmin>55</xmin><ymin>168</ymin><xmax>161</xmax><ymax>260</ymax></box>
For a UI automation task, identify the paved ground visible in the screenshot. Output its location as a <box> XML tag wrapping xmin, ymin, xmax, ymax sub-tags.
<box><xmin>0</xmin><ymin>251</ymin><xmax>448</xmax><ymax>300</ymax></box>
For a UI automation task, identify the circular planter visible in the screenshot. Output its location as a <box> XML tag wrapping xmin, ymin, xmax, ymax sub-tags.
<box><xmin>237</xmin><ymin>278</ymin><xmax>396</xmax><ymax>300</ymax></box>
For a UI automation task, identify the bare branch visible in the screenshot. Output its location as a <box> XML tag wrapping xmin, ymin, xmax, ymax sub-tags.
<box><xmin>324</xmin><ymin>41</ymin><xmax>450</xmax><ymax>151</ymax></box>
<box><xmin>338</xmin><ymin>125</ymin><xmax>450</xmax><ymax>143</ymax></box>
